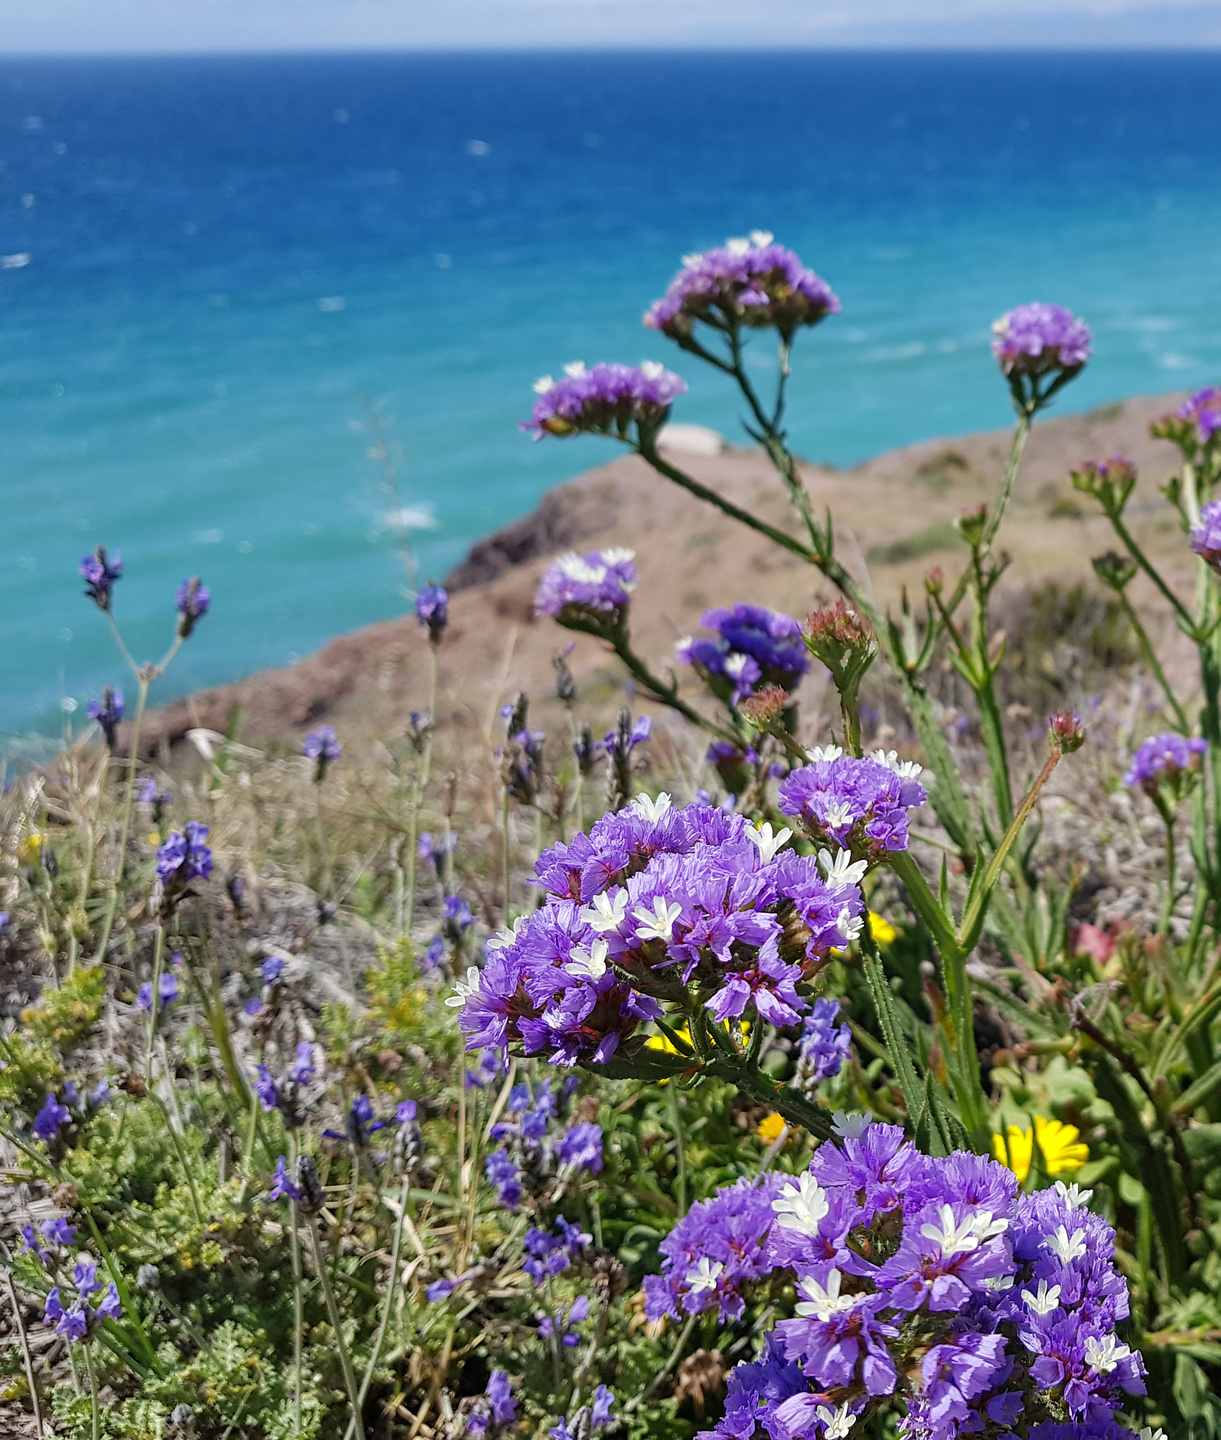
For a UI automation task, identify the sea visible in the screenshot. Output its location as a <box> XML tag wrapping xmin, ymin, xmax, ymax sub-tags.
<box><xmin>3</xmin><ymin>50</ymin><xmax>1221</xmax><ymax>740</ymax></box>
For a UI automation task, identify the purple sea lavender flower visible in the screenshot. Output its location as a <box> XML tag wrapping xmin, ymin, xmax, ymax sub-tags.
<box><xmin>33</xmin><ymin>1093</ymin><xmax>71</xmax><ymax>1141</ymax></box>
<box><xmin>303</xmin><ymin>726</ymin><xmax>342</xmax><ymax>780</ymax></box>
<box><xmin>1191</xmin><ymin>498</ymin><xmax>1221</xmax><ymax>571</ymax></box>
<box><xmin>42</xmin><ymin>1216</ymin><xmax>76</xmax><ymax>1248</ymax></box>
<box><xmin>644</xmin><ymin>1175</ymin><xmax>787</xmax><ymax>1324</ymax></box>
<box><xmin>80</xmin><ymin>545</ymin><xmax>122</xmax><ymax>610</ymax></box>
<box><xmin>535</xmin><ymin>546</ymin><xmax>638</xmax><ymax>629</ymax></box>
<box><xmin>416</xmin><ymin>582</ymin><xmax>448</xmax><ymax>642</ymax></box>
<box><xmin>1178</xmin><ymin>385</ymin><xmax>1221</xmax><ymax>445</ymax></box>
<box><xmin>175</xmin><ymin>576</ymin><xmax>210</xmax><ymax>638</ymax></box>
<box><xmin>645</xmin><ymin>233</ymin><xmax>840</xmax><ymax>343</ymax></box>
<box><xmin>94</xmin><ymin>1282</ymin><xmax>122</xmax><ymax>1323</ymax></box>
<box><xmin>677</xmin><ymin>603</ymin><xmax>809</xmax><ymax>706</ymax></box>
<box><xmin>991</xmin><ymin>303</ymin><xmax>1092</xmax><ymax>379</ymax></box>
<box><xmin>523</xmin><ymin>361</ymin><xmax>686</xmax><ymax>443</ymax></box>
<box><xmin>73</xmin><ymin>1258</ymin><xmax>101</xmax><ymax>1297</ymax></box>
<box><xmin>87</xmin><ymin>686</ymin><xmax>124</xmax><ymax>750</ymax></box>
<box><xmin>778</xmin><ymin>748</ymin><xmax>926</xmax><ymax>859</ymax></box>
<box><xmin>1123</xmin><ymin>731</ymin><xmax>1207</xmax><ymax>802</ymax></box>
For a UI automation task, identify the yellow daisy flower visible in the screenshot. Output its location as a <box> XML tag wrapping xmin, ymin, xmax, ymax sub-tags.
<box><xmin>756</xmin><ymin>1111</ymin><xmax>787</xmax><ymax>1144</ymax></box>
<box><xmin>868</xmin><ymin>912</ymin><xmax>898</xmax><ymax>945</ymax></box>
<box><xmin>993</xmin><ymin>1116</ymin><xmax>1089</xmax><ymax>1183</ymax></box>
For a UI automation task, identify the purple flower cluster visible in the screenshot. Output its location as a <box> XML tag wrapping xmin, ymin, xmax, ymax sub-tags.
<box><xmin>645</xmin><ymin>233</ymin><xmax>840</xmax><ymax>342</ymax></box>
<box><xmin>551</xmin><ymin>1385</ymin><xmax>615</xmax><ymax>1440</ymax></box>
<box><xmin>254</xmin><ymin>1041</ymin><xmax>316</xmax><ymax>1127</ymax></box>
<box><xmin>33</xmin><ymin>1093</ymin><xmax>72</xmax><ymax>1141</ymax></box>
<box><xmin>80</xmin><ymin>546</ymin><xmax>122</xmax><ymax>610</ymax></box>
<box><xmin>645</xmin><ymin>1174</ymin><xmax>786</xmax><ymax>1323</ymax></box>
<box><xmin>523</xmin><ymin>1215</ymin><xmax>591</xmax><ymax>1286</ymax></box>
<box><xmin>535</xmin><ymin>547</ymin><xmax>638</xmax><ymax>622</ymax></box>
<box><xmin>1124</xmin><ymin>732</ymin><xmax>1207</xmax><ymax>794</ymax></box>
<box><xmin>686</xmin><ymin>1122</ymin><xmax>1141</xmax><ymax>1440</ymax></box>
<box><xmin>87</xmin><ymin>686</ymin><xmax>124</xmax><ymax>749</ymax></box>
<box><xmin>45</xmin><ymin>1258</ymin><xmax>122</xmax><ymax>1343</ymax></box>
<box><xmin>481</xmin><ymin>1077</ymin><xmax>603</xmax><ymax>1209</ymax></box>
<box><xmin>1177</xmin><ymin>385</ymin><xmax>1221</xmax><ymax>445</ymax></box>
<box><xmin>156</xmin><ymin>822</ymin><xmax>213</xmax><ymax>902</ymax></box>
<box><xmin>677</xmin><ymin>604</ymin><xmax>809</xmax><ymax>705</ymax></box>
<box><xmin>1190</xmin><ymin>499</ymin><xmax>1221</xmax><ymax>570</ymax></box>
<box><xmin>794</xmin><ymin>997</ymin><xmax>851</xmax><ymax>1086</ymax></box>
<box><xmin>523</xmin><ymin>362</ymin><xmax>686</xmax><ymax>442</ymax></box>
<box><xmin>137</xmin><ymin>970</ymin><xmax>180</xmax><ymax>1012</ymax></box>
<box><xmin>175</xmin><ymin>576</ymin><xmax>210</xmax><ymax>638</ymax></box>
<box><xmin>538</xmin><ymin>1294</ymin><xmax>590</xmax><ymax>1346</ymax></box>
<box><xmin>455</xmin><ymin>795</ymin><xmax>865</xmax><ymax>1070</ymax></box>
<box><xmin>21</xmin><ymin>1215</ymin><xmax>75</xmax><ymax>1266</ymax></box>
<box><xmin>991</xmin><ymin>304</ymin><xmax>1092</xmax><ymax>378</ymax></box>
<box><xmin>778</xmin><ymin>747</ymin><xmax>927</xmax><ymax>857</ymax></box>
<box><xmin>466</xmin><ymin>1371</ymin><xmax>517</xmax><ymax>1437</ymax></box>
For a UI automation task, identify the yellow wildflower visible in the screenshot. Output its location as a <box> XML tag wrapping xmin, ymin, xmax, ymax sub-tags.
<box><xmin>756</xmin><ymin>1111</ymin><xmax>787</xmax><ymax>1145</ymax></box>
<box><xmin>993</xmin><ymin>1116</ymin><xmax>1089</xmax><ymax>1183</ymax></box>
<box><xmin>647</xmin><ymin>1024</ymin><xmax>692</xmax><ymax>1055</ymax></box>
<box><xmin>993</xmin><ymin>1124</ymin><xmax>1036</xmax><ymax>1183</ymax></box>
<box><xmin>1034</xmin><ymin>1115</ymin><xmax>1089</xmax><ymax>1176</ymax></box>
<box><xmin>868</xmin><ymin>912</ymin><xmax>898</xmax><ymax>945</ymax></box>
<box><xmin>17</xmin><ymin>833</ymin><xmax>43</xmax><ymax>865</ymax></box>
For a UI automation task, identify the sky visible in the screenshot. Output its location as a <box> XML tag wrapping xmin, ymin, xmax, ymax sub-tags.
<box><xmin>4</xmin><ymin>0</ymin><xmax>1221</xmax><ymax>53</ymax></box>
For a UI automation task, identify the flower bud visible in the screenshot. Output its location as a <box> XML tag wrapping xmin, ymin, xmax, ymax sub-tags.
<box><xmin>294</xmin><ymin>1153</ymin><xmax>326</xmax><ymax>1216</ymax></box>
<box><xmin>924</xmin><ymin>566</ymin><xmax>945</xmax><ymax>597</ymax></box>
<box><xmin>175</xmin><ymin>577</ymin><xmax>210</xmax><ymax>639</ymax></box>
<box><xmin>1049</xmin><ymin>711</ymin><xmax>1086</xmax><ymax>754</ymax></box>
<box><xmin>739</xmin><ymin>685</ymin><xmax>788</xmax><ymax>729</ymax></box>
<box><xmin>1091</xmin><ymin>551</ymin><xmax>1137</xmax><ymax>592</ymax></box>
<box><xmin>1070</xmin><ymin>455</ymin><xmax>1136</xmax><ymax>516</ymax></box>
<box><xmin>954</xmin><ymin>503</ymin><xmax>989</xmax><ymax>550</ymax></box>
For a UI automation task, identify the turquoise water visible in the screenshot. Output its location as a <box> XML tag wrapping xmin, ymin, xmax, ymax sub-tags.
<box><xmin>3</xmin><ymin>51</ymin><xmax>1221</xmax><ymax>736</ymax></box>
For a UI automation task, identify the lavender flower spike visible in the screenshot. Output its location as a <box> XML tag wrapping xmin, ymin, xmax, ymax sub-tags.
<box><xmin>87</xmin><ymin>686</ymin><xmax>124</xmax><ymax>751</ymax></box>
<box><xmin>536</xmin><ymin>547</ymin><xmax>638</xmax><ymax>631</ymax></box>
<box><xmin>1124</xmin><ymin>732</ymin><xmax>1207</xmax><ymax>805</ymax></box>
<box><xmin>523</xmin><ymin>361</ymin><xmax>686</xmax><ymax>443</ymax></box>
<box><xmin>646</xmin><ymin>233</ymin><xmax>840</xmax><ymax>344</ymax></box>
<box><xmin>416</xmin><ymin>582</ymin><xmax>449</xmax><ymax>642</ymax></box>
<box><xmin>303</xmin><ymin>726</ymin><xmax>343</xmax><ymax>781</ymax></box>
<box><xmin>175</xmin><ymin>577</ymin><xmax>210</xmax><ymax>638</ymax></box>
<box><xmin>80</xmin><ymin>545</ymin><xmax>122</xmax><ymax>610</ymax></box>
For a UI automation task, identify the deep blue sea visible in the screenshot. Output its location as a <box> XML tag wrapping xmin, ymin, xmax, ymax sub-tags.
<box><xmin>3</xmin><ymin>51</ymin><xmax>1221</xmax><ymax>738</ymax></box>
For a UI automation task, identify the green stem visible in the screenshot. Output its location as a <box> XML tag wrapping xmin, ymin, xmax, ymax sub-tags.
<box><xmin>84</xmin><ymin>1338</ymin><xmax>100</xmax><ymax>1440</ymax></box>
<box><xmin>92</xmin><ymin>674</ymin><xmax>150</xmax><ymax>964</ymax></box>
<box><xmin>288</xmin><ymin>1132</ymin><xmax>304</xmax><ymax>1439</ymax></box>
<box><xmin>610</xmin><ymin>633</ymin><xmax>735</xmax><ymax>742</ymax></box>
<box><xmin>143</xmin><ymin>925</ymin><xmax>167</xmax><ymax>1090</ymax></box>
<box><xmin>1120</xmin><ymin>593</ymin><xmax>1191</xmax><ymax>732</ymax></box>
<box><xmin>1109</xmin><ymin>511</ymin><xmax>1198</xmax><ymax>633</ymax></box>
<box><xmin>344</xmin><ymin>1174</ymin><xmax>412</xmax><ymax>1440</ymax></box>
<box><xmin>307</xmin><ymin>1219</ymin><xmax>367</xmax><ymax>1440</ymax></box>
<box><xmin>667</xmin><ymin>1084</ymin><xmax>688</xmax><ymax>1216</ymax></box>
<box><xmin>1160</xmin><ymin>811</ymin><xmax>1177</xmax><ymax>935</ymax></box>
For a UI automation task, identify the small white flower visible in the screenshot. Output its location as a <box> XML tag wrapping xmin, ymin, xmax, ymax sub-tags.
<box><xmin>724</xmin><ymin>652</ymin><xmax>752</xmax><ymax>679</ymax></box>
<box><xmin>823</xmin><ymin>801</ymin><xmax>855</xmax><ymax>829</ymax></box>
<box><xmin>566</xmin><ymin>938</ymin><xmax>609</xmax><ymax>982</ymax></box>
<box><xmin>831</xmin><ymin>1112</ymin><xmax>872</xmax><ymax>1140</ymax></box>
<box><xmin>920</xmin><ymin>1204</ymin><xmax>1008</xmax><ymax>1258</ymax></box>
<box><xmin>633</xmin><ymin>895</ymin><xmax>683</xmax><ymax>943</ymax></box>
<box><xmin>445</xmin><ymin>966</ymin><xmax>482</xmax><ymax>1008</ymax></box>
<box><xmin>631</xmin><ymin>791</ymin><xmax>673</xmax><ymax>823</ymax></box>
<box><xmin>981</xmin><ymin>1274</ymin><xmax>1015</xmax><ymax>1291</ymax></box>
<box><xmin>772</xmin><ymin>1173</ymin><xmax>830</xmax><ymax>1236</ymax></box>
<box><xmin>725</xmin><ymin>236</ymin><xmax>752</xmax><ymax>256</ymax></box>
<box><xmin>684</xmin><ymin>1257</ymin><xmax>724</xmax><ymax>1295</ymax></box>
<box><xmin>681</xmin><ymin>251</ymin><xmax>702</xmax><ymax>269</ymax></box>
<box><xmin>836</xmin><ymin>906</ymin><xmax>864</xmax><ymax>944</ymax></box>
<box><xmin>867</xmin><ymin>748</ymin><xmax>924</xmax><ymax>781</ymax></box>
<box><xmin>599</xmin><ymin>546</ymin><xmax>636</xmax><ymax>566</ymax></box>
<box><xmin>563</xmin><ymin>360</ymin><xmax>587</xmax><ymax>377</ymax></box>
<box><xmin>1136</xmin><ymin>1428</ymin><xmax>1168</xmax><ymax>1440</ymax></box>
<box><xmin>554</xmin><ymin>552</ymin><xmax>608</xmax><ymax>585</ymax></box>
<box><xmin>794</xmin><ymin>1270</ymin><xmax>858</xmax><ymax>1322</ymax></box>
<box><xmin>532</xmin><ymin>374</ymin><xmax>555</xmax><ymax>394</ymax></box>
<box><xmin>675</xmin><ymin>635</ymin><xmax>694</xmax><ymax>656</ymax></box>
<box><xmin>818</xmin><ymin>848</ymin><xmax>868</xmax><ymax>891</ymax></box>
<box><xmin>486</xmin><ymin>916</ymin><xmax>526</xmax><ymax>952</ymax></box>
<box><xmin>747</xmin><ymin>821</ymin><xmax>793</xmax><ymax>864</ymax></box>
<box><xmin>1084</xmin><ymin>1334</ymin><xmax>1131</xmax><ymax>1375</ymax></box>
<box><xmin>749</xmin><ymin>229</ymin><xmax>775</xmax><ymax>248</ymax></box>
<box><xmin>1044</xmin><ymin>1224</ymin><xmax>1087</xmax><ymax>1264</ymax></box>
<box><xmin>639</xmin><ymin>361</ymin><xmax>664</xmax><ymax>380</ymax></box>
<box><xmin>1053</xmin><ymin>1180</ymin><xmax>1094</xmax><ymax>1210</ymax></box>
<box><xmin>806</xmin><ymin>743</ymin><xmax>843</xmax><ymax>763</ymax></box>
<box><xmin>580</xmin><ymin>890</ymin><xmax>628</xmax><ymax>934</ymax></box>
<box><xmin>1021</xmin><ymin>1279</ymin><xmax>1062</xmax><ymax>1316</ymax></box>
<box><xmin>816</xmin><ymin>1404</ymin><xmax>856</xmax><ymax>1440</ymax></box>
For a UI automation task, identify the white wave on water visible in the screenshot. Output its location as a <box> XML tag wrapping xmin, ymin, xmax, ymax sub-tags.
<box><xmin>1</xmin><ymin>253</ymin><xmax>31</xmax><ymax>269</ymax></box>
